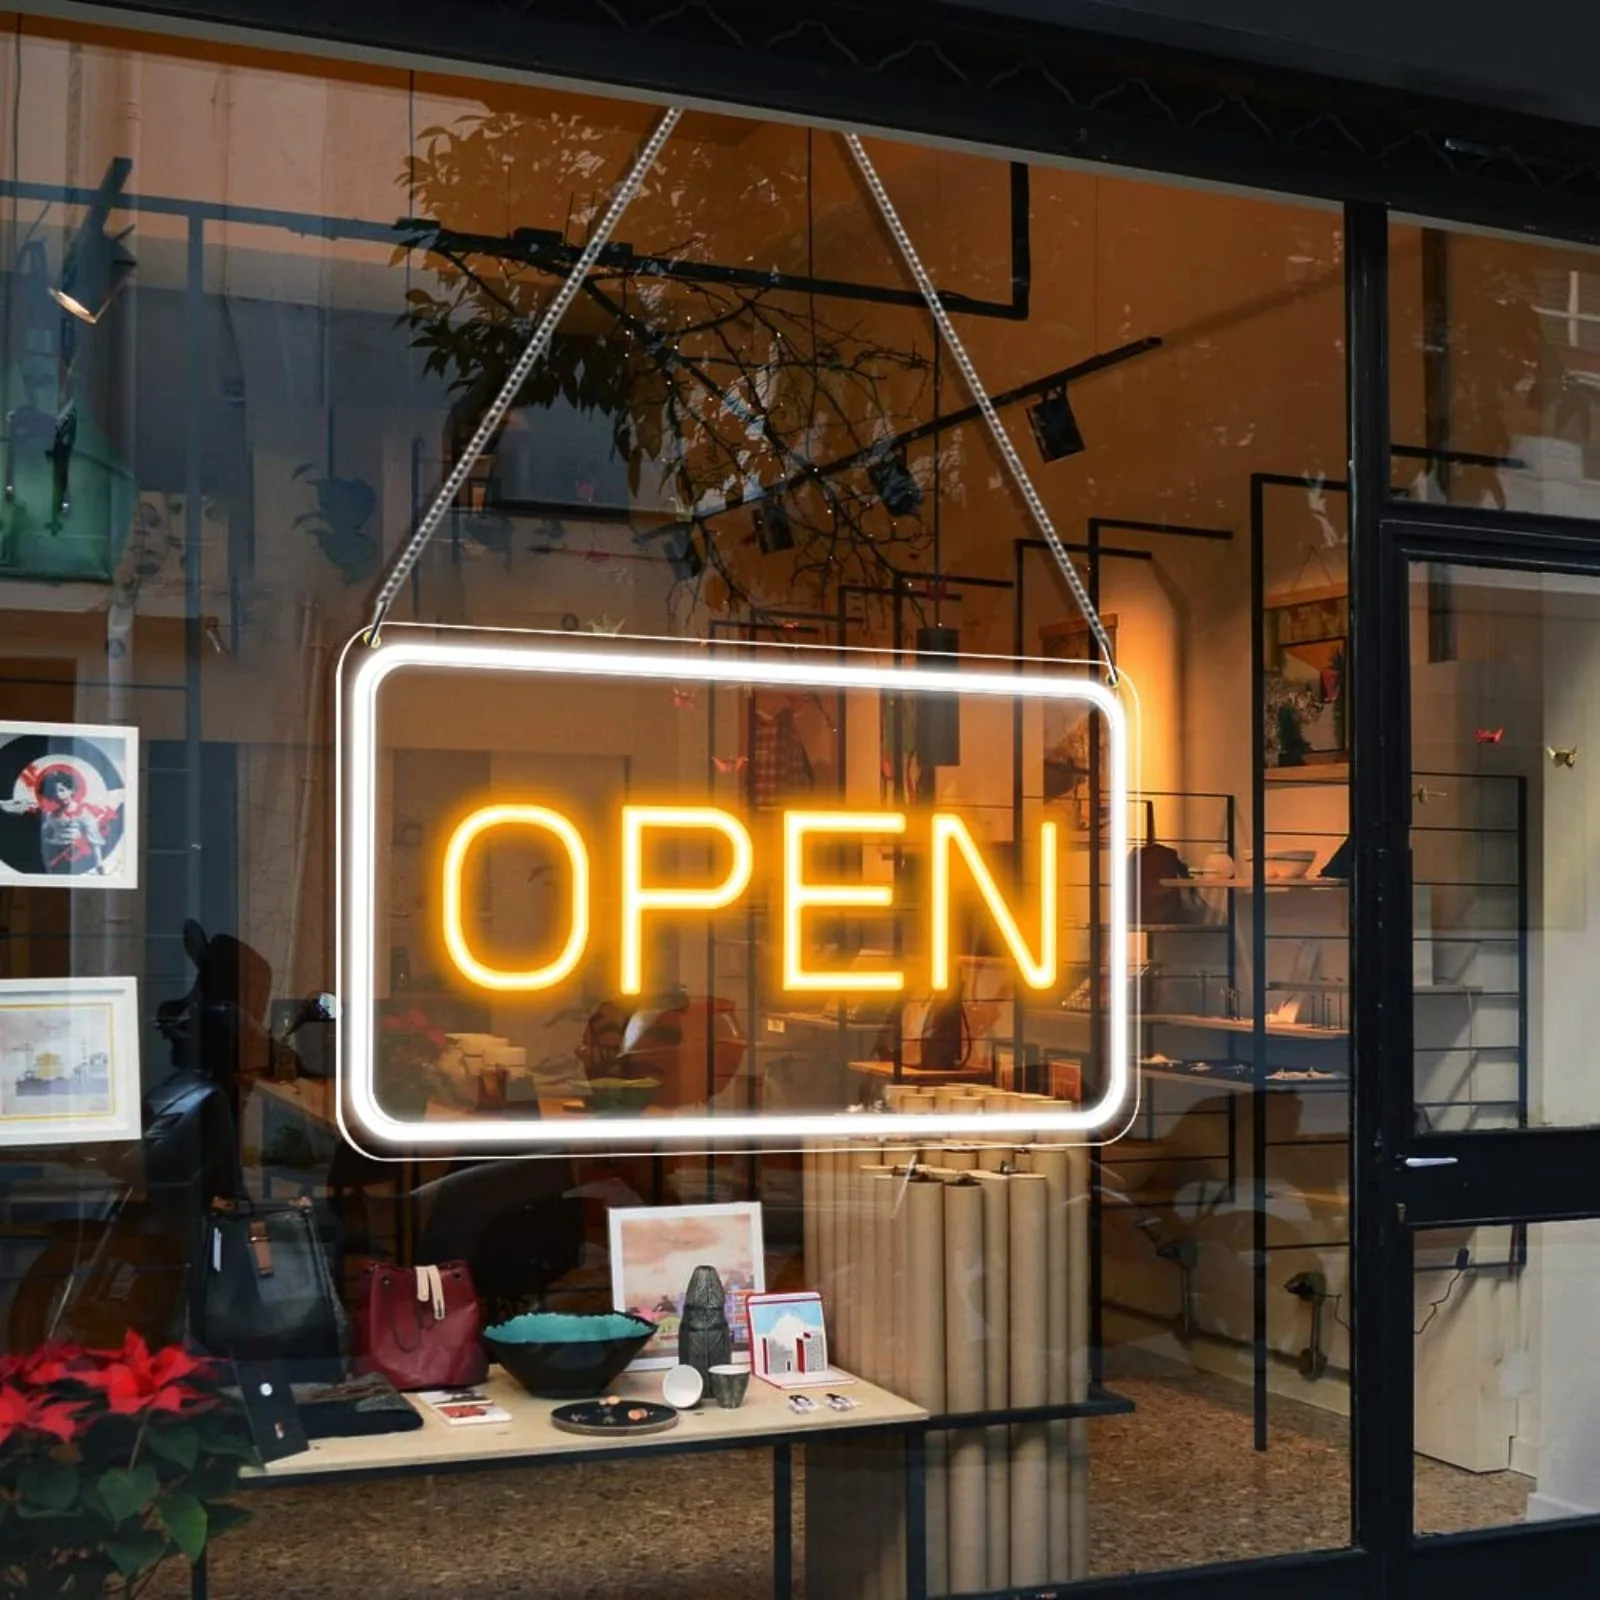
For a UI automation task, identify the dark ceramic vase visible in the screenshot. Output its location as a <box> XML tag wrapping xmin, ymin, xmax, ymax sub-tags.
<box><xmin>679</xmin><ymin>1264</ymin><xmax>731</xmax><ymax>1381</ymax></box>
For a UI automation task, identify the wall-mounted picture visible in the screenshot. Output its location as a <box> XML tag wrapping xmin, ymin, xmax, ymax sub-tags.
<box><xmin>1039</xmin><ymin>616</ymin><xmax>1117</xmax><ymax>819</ymax></box>
<box><xmin>1263</xmin><ymin>586</ymin><xmax>1347</xmax><ymax>769</ymax></box>
<box><xmin>0</xmin><ymin>976</ymin><xmax>141</xmax><ymax>1146</ymax></box>
<box><xmin>0</xmin><ymin>720</ymin><xmax>139</xmax><ymax>888</ymax></box>
<box><xmin>608</xmin><ymin>1201</ymin><xmax>766</xmax><ymax>1370</ymax></box>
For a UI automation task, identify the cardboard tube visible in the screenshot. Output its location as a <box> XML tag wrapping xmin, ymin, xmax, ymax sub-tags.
<box><xmin>816</xmin><ymin>1143</ymin><xmax>836</xmax><ymax>1306</ymax></box>
<box><xmin>945</xmin><ymin>1178</ymin><xmax>988</xmax><ymax>1595</ymax></box>
<box><xmin>1067</xmin><ymin>1145</ymin><xmax>1091</xmax><ymax>1579</ymax></box>
<box><xmin>905</xmin><ymin>1175</ymin><xmax>948</xmax><ymax>1598</ymax></box>
<box><xmin>1027</xmin><ymin>1147</ymin><xmax>1074</xmax><ymax>1581</ymax></box>
<box><xmin>977</xmin><ymin>1143</ymin><xmax>1014</xmax><ymax>1174</ymax></box>
<box><xmin>866</xmin><ymin>1172</ymin><xmax>906</xmax><ymax>1600</ymax></box>
<box><xmin>842</xmin><ymin>1146</ymin><xmax>863</xmax><ymax>1369</ymax></box>
<box><xmin>803</xmin><ymin>1141</ymin><xmax>821</xmax><ymax>1293</ymax></box>
<box><xmin>1008</xmin><ymin>1171</ymin><xmax>1050</xmax><ymax>1588</ymax></box>
<box><xmin>858</xmin><ymin>1165</ymin><xmax>895</xmax><ymax>1384</ymax></box>
<box><xmin>973</xmin><ymin>1171</ymin><xmax>1012</xmax><ymax>1590</ymax></box>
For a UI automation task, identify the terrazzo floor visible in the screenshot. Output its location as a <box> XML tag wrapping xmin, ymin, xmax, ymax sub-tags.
<box><xmin>145</xmin><ymin>1366</ymin><xmax>1531</xmax><ymax>1599</ymax></box>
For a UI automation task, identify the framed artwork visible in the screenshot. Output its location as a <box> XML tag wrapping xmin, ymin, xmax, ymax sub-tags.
<box><xmin>0</xmin><ymin>976</ymin><xmax>141</xmax><ymax>1146</ymax></box>
<box><xmin>608</xmin><ymin>1201</ymin><xmax>766</xmax><ymax>1370</ymax></box>
<box><xmin>1039</xmin><ymin>616</ymin><xmax>1117</xmax><ymax>820</ymax></box>
<box><xmin>1263</xmin><ymin>585</ymin><xmax>1347</xmax><ymax>769</ymax></box>
<box><xmin>1045</xmin><ymin>1053</ymin><xmax>1083</xmax><ymax>1103</ymax></box>
<box><xmin>0</xmin><ymin>720</ymin><xmax>139</xmax><ymax>888</ymax></box>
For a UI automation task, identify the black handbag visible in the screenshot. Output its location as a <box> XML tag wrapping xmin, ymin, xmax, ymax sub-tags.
<box><xmin>196</xmin><ymin>1197</ymin><xmax>349</xmax><ymax>1379</ymax></box>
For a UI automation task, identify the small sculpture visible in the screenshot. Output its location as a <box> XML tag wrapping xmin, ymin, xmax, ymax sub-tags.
<box><xmin>678</xmin><ymin>1264</ymin><xmax>731</xmax><ymax>1382</ymax></box>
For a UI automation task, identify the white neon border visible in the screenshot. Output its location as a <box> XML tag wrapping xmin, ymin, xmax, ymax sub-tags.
<box><xmin>337</xmin><ymin>631</ymin><xmax>1133</xmax><ymax>1152</ymax></box>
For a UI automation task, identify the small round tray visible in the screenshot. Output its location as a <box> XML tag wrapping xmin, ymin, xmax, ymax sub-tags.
<box><xmin>550</xmin><ymin>1399</ymin><xmax>680</xmax><ymax>1438</ymax></box>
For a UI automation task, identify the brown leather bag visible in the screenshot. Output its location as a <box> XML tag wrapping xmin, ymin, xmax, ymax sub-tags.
<box><xmin>355</xmin><ymin>1261</ymin><xmax>487</xmax><ymax>1392</ymax></box>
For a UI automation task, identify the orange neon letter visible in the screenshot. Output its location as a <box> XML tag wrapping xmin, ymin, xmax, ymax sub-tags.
<box><xmin>782</xmin><ymin>811</ymin><xmax>907</xmax><ymax>992</ymax></box>
<box><xmin>930</xmin><ymin>813</ymin><xmax>1057</xmax><ymax>990</ymax></box>
<box><xmin>442</xmin><ymin>805</ymin><xmax>590</xmax><ymax>991</ymax></box>
<box><xmin>621</xmin><ymin>806</ymin><xmax>753</xmax><ymax>994</ymax></box>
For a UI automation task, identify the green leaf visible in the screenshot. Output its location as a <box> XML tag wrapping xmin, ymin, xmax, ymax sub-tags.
<box><xmin>146</xmin><ymin>1425</ymin><xmax>199</xmax><ymax>1473</ymax></box>
<box><xmin>104</xmin><ymin>1528</ymin><xmax>168</xmax><ymax>1579</ymax></box>
<box><xmin>98</xmin><ymin>1463</ymin><xmax>160</xmax><ymax>1525</ymax></box>
<box><xmin>18</xmin><ymin>1456</ymin><xmax>78</xmax><ymax>1513</ymax></box>
<box><xmin>159</xmin><ymin>1492</ymin><xmax>208</xmax><ymax>1563</ymax></box>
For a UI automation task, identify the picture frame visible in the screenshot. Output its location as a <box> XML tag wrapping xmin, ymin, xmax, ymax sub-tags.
<box><xmin>0</xmin><ymin>720</ymin><xmax>140</xmax><ymax>889</ymax></box>
<box><xmin>1045</xmin><ymin>1053</ymin><xmax>1083</xmax><ymax>1103</ymax></box>
<box><xmin>608</xmin><ymin>1201</ymin><xmax>766</xmax><ymax>1370</ymax></box>
<box><xmin>0</xmin><ymin>976</ymin><xmax>142</xmax><ymax>1146</ymax></box>
<box><xmin>1263</xmin><ymin>585</ymin><xmax>1348</xmax><ymax>769</ymax></box>
<box><xmin>1039</xmin><ymin>615</ymin><xmax>1118</xmax><ymax>824</ymax></box>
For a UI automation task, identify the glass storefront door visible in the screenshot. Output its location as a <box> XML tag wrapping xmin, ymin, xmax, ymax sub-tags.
<box><xmin>1387</xmin><ymin>520</ymin><xmax>1600</xmax><ymax>1596</ymax></box>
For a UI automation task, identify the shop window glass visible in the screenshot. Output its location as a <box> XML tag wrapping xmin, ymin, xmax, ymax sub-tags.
<box><xmin>0</xmin><ymin>16</ymin><xmax>1352</xmax><ymax>1593</ymax></box>
<box><xmin>1389</xmin><ymin>220</ymin><xmax>1600</xmax><ymax>516</ymax></box>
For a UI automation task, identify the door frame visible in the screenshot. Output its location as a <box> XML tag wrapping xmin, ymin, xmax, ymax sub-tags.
<box><xmin>1360</xmin><ymin>504</ymin><xmax>1600</xmax><ymax>1596</ymax></box>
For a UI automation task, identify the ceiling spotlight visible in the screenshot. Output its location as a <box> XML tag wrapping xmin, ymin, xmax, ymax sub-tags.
<box><xmin>753</xmin><ymin>498</ymin><xmax>794</xmax><ymax>554</ymax></box>
<box><xmin>51</xmin><ymin>157</ymin><xmax>137</xmax><ymax>325</ymax></box>
<box><xmin>868</xmin><ymin>450</ymin><xmax>922</xmax><ymax>517</ymax></box>
<box><xmin>1027</xmin><ymin>388</ymin><xmax>1086</xmax><ymax>463</ymax></box>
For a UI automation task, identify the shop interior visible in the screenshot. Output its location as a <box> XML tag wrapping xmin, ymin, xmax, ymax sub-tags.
<box><xmin>0</xmin><ymin>17</ymin><xmax>1597</xmax><ymax>1596</ymax></box>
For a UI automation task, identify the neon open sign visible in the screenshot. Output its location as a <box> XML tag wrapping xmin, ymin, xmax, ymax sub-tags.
<box><xmin>337</xmin><ymin>629</ymin><xmax>1135</xmax><ymax>1152</ymax></box>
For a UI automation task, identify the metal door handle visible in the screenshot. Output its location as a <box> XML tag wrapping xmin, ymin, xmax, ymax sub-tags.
<box><xmin>1403</xmin><ymin>1156</ymin><xmax>1459</xmax><ymax>1168</ymax></box>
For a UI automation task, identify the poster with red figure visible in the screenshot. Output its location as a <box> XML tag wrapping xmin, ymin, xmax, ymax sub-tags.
<box><xmin>0</xmin><ymin>720</ymin><xmax>139</xmax><ymax>889</ymax></box>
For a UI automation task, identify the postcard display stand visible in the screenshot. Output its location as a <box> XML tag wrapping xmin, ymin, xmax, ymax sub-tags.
<box><xmin>802</xmin><ymin>1084</ymin><xmax>1092</xmax><ymax>1598</ymax></box>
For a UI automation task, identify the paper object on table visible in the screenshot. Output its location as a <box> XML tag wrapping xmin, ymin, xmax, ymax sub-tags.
<box><xmin>745</xmin><ymin>1290</ymin><xmax>857</xmax><ymax>1389</ymax></box>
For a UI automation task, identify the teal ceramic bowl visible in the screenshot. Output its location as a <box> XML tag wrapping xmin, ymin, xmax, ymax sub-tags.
<box><xmin>484</xmin><ymin>1311</ymin><xmax>658</xmax><ymax>1399</ymax></box>
<box><xmin>586</xmin><ymin>1077</ymin><xmax>662</xmax><ymax>1114</ymax></box>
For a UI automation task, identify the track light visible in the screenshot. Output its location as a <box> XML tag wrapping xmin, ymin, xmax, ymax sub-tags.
<box><xmin>51</xmin><ymin>158</ymin><xmax>137</xmax><ymax>325</ymax></box>
<box><xmin>1027</xmin><ymin>387</ymin><xmax>1085</xmax><ymax>462</ymax></box>
<box><xmin>753</xmin><ymin>498</ymin><xmax>794</xmax><ymax>554</ymax></box>
<box><xmin>868</xmin><ymin>449</ymin><xmax>922</xmax><ymax>517</ymax></box>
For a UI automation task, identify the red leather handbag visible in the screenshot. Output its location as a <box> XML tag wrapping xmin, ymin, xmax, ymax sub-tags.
<box><xmin>355</xmin><ymin>1262</ymin><xmax>487</xmax><ymax>1391</ymax></box>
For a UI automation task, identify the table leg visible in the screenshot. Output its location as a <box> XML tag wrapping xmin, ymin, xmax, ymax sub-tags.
<box><xmin>904</xmin><ymin>1428</ymin><xmax>928</xmax><ymax>1600</ymax></box>
<box><xmin>772</xmin><ymin>1439</ymin><xmax>793</xmax><ymax>1600</ymax></box>
<box><xmin>190</xmin><ymin>1548</ymin><xmax>208</xmax><ymax>1600</ymax></box>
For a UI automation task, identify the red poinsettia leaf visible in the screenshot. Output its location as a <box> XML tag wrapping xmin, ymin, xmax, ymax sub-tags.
<box><xmin>146</xmin><ymin>1383</ymin><xmax>207</xmax><ymax>1416</ymax></box>
<box><xmin>148</xmin><ymin>1345</ymin><xmax>208</xmax><ymax>1388</ymax></box>
<box><xmin>98</xmin><ymin>1367</ymin><xmax>148</xmax><ymax>1415</ymax></box>
<box><xmin>30</xmin><ymin>1397</ymin><xmax>86</xmax><ymax>1443</ymax></box>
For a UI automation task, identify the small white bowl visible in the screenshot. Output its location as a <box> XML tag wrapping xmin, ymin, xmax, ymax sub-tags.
<box><xmin>1265</xmin><ymin>850</ymin><xmax>1316</xmax><ymax>881</ymax></box>
<box><xmin>662</xmin><ymin>1364</ymin><xmax>704</xmax><ymax>1409</ymax></box>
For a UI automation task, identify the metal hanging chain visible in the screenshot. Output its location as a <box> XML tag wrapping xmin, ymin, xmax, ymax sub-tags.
<box><xmin>841</xmin><ymin>131</ymin><xmax>1118</xmax><ymax>683</ymax></box>
<box><xmin>364</xmin><ymin>106</ymin><xmax>684</xmax><ymax>644</ymax></box>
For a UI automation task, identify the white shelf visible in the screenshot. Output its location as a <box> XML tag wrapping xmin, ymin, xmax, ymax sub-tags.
<box><xmin>1144</xmin><ymin>1012</ymin><xmax>1349</xmax><ymax>1041</ymax></box>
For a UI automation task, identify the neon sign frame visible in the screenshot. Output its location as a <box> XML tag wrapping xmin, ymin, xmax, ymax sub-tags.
<box><xmin>337</xmin><ymin>628</ymin><xmax>1135</xmax><ymax>1152</ymax></box>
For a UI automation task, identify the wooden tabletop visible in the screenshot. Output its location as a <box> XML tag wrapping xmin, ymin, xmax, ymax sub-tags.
<box><xmin>245</xmin><ymin>1367</ymin><xmax>927</xmax><ymax>1480</ymax></box>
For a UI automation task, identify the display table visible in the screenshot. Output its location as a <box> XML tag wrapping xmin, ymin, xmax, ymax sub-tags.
<box><xmin>194</xmin><ymin>1368</ymin><xmax>930</xmax><ymax>1600</ymax></box>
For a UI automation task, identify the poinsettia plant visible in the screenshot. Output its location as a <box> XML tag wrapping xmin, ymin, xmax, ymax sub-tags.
<box><xmin>0</xmin><ymin>1332</ymin><xmax>258</xmax><ymax>1597</ymax></box>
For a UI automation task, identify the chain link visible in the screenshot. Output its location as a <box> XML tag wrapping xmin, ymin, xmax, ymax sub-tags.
<box><xmin>364</xmin><ymin>107</ymin><xmax>683</xmax><ymax>643</ymax></box>
<box><xmin>842</xmin><ymin>131</ymin><xmax>1118</xmax><ymax>683</ymax></box>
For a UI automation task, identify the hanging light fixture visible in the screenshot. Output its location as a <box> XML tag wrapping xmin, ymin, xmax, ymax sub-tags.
<box><xmin>868</xmin><ymin>448</ymin><xmax>922</xmax><ymax>516</ymax></box>
<box><xmin>51</xmin><ymin>158</ymin><xmax>137</xmax><ymax>325</ymax></box>
<box><xmin>753</xmin><ymin>497</ymin><xmax>794</xmax><ymax>553</ymax></box>
<box><xmin>1026</xmin><ymin>386</ymin><xmax>1086</xmax><ymax>462</ymax></box>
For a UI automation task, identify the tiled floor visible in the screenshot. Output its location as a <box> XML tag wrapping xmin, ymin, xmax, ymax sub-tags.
<box><xmin>145</xmin><ymin>1366</ymin><xmax>1531</xmax><ymax>1598</ymax></box>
